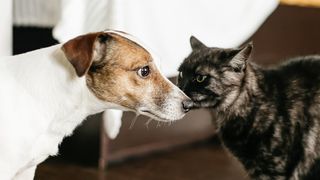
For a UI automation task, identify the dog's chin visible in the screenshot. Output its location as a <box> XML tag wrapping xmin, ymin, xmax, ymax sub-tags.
<box><xmin>137</xmin><ymin>108</ymin><xmax>185</xmax><ymax>122</ymax></box>
<box><xmin>112</xmin><ymin>105</ymin><xmax>185</xmax><ymax>122</ymax></box>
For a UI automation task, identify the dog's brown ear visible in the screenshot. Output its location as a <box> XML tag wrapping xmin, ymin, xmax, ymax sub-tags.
<box><xmin>62</xmin><ymin>32</ymin><xmax>110</xmax><ymax>77</ymax></box>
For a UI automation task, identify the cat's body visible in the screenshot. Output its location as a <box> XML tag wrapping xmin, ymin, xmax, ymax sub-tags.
<box><xmin>178</xmin><ymin>37</ymin><xmax>320</xmax><ymax>180</ymax></box>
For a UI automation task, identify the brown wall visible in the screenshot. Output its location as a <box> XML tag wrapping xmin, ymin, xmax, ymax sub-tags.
<box><xmin>252</xmin><ymin>5</ymin><xmax>320</xmax><ymax>65</ymax></box>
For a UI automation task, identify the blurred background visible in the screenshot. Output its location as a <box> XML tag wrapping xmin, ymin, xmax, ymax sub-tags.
<box><xmin>1</xmin><ymin>0</ymin><xmax>320</xmax><ymax>179</ymax></box>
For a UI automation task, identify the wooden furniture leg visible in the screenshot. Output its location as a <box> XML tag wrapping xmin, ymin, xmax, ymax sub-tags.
<box><xmin>99</xmin><ymin>119</ymin><xmax>110</xmax><ymax>171</ymax></box>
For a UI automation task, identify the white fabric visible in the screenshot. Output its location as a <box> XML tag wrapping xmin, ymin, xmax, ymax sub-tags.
<box><xmin>13</xmin><ymin>0</ymin><xmax>61</xmax><ymax>27</ymax></box>
<box><xmin>54</xmin><ymin>0</ymin><xmax>278</xmax><ymax>76</ymax></box>
<box><xmin>54</xmin><ymin>0</ymin><xmax>111</xmax><ymax>42</ymax></box>
<box><xmin>0</xmin><ymin>0</ymin><xmax>12</xmax><ymax>56</ymax></box>
<box><xmin>102</xmin><ymin>109</ymin><xmax>123</xmax><ymax>139</ymax></box>
<box><xmin>53</xmin><ymin>0</ymin><xmax>279</xmax><ymax>138</ymax></box>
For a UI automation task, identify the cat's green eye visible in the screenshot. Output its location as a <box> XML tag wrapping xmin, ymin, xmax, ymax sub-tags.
<box><xmin>196</xmin><ymin>75</ymin><xmax>207</xmax><ymax>83</ymax></box>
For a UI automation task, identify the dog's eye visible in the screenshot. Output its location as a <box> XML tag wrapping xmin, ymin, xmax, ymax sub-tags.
<box><xmin>137</xmin><ymin>66</ymin><xmax>150</xmax><ymax>78</ymax></box>
<box><xmin>196</xmin><ymin>75</ymin><xmax>207</xmax><ymax>83</ymax></box>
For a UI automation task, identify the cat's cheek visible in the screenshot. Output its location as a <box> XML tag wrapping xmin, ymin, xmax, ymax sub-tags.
<box><xmin>222</xmin><ymin>71</ymin><xmax>244</xmax><ymax>86</ymax></box>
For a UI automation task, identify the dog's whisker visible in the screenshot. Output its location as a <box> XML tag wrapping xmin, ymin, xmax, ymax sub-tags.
<box><xmin>163</xmin><ymin>121</ymin><xmax>168</xmax><ymax>127</ymax></box>
<box><xmin>156</xmin><ymin>121</ymin><xmax>162</xmax><ymax>128</ymax></box>
<box><xmin>129</xmin><ymin>114</ymin><xmax>139</xmax><ymax>129</ymax></box>
<box><xmin>145</xmin><ymin>118</ymin><xmax>153</xmax><ymax>129</ymax></box>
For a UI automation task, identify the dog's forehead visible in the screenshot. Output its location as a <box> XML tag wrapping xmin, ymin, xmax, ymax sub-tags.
<box><xmin>104</xmin><ymin>30</ymin><xmax>161</xmax><ymax>68</ymax></box>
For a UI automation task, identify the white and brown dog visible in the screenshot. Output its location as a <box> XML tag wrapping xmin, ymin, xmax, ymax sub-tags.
<box><xmin>0</xmin><ymin>30</ymin><xmax>190</xmax><ymax>180</ymax></box>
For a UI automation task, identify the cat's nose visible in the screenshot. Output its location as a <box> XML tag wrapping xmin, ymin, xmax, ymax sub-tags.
<box><xmin>182</xmin><ymin>100</ymin><xmax>194</xmax><ymax>112</ymax></box>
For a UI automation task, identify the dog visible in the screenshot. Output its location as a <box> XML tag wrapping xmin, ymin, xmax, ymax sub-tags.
<box><xmin>0</xmin><ymin>30</ymin><xmax>190</xmax><ymax>180</ymax></box>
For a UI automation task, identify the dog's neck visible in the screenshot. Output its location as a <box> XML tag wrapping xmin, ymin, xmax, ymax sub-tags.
<box><xmin>6</xmin><ymin>45</ymin><xmax>111</xmax><ymax>137</ymax></box>
<box><xmin>45</xmin><ymin>46</ymin><xmax>113</xmax><ymax>136</ymax></box>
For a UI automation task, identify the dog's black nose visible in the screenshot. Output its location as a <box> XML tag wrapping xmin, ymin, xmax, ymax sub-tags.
<box><xmin>182</xmin><ymin>100</ymin><xmax>194</xmax><ymax>112</ymax></box>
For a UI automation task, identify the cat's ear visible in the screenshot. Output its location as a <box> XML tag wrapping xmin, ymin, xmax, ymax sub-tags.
<box><xmin>190</xmin><ymin>36</ymin><xmax>207</xmax><ymax>50</ymax></box>
<box><xmin>229</xmin><ymin>42</ymin><xmax>253</xmax><ymax>72</ymax></box>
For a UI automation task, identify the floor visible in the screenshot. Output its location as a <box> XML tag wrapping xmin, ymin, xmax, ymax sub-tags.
<box><xmin>35</xmin><ymin>140</ymin><xmax>249</xmax><ymax>180</ymax></box>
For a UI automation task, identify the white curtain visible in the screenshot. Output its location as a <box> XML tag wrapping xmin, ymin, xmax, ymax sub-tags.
<box><xmin>13</xmin><ymin>0</ymin><xmax>60</xmax><ymax>27</ymax></box>
<box><xmin>0</xmin><ymin>0</ymin><xmax>12</xmax><ymax>56</ymax></box>
<box><xmin>53</xmin><ymin>0</ymin><xmax>278</xmax><ymax>77</ymax></box>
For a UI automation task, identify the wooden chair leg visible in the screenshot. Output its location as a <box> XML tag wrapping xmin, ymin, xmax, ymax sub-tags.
<box><xmin>99</xmin><ymin>119</ymin><xmax>109</xmax><ymax>171</ymax></box>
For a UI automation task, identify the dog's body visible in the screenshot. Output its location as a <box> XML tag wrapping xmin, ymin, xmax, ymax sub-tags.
<box><xmin>0</xmin><ymin>45</ymin><xmax>105</xmax><ymax>179</ymax></box>
<box><xmin>0</xmin><ymin>30</ymin><xmax>189</xmax><ymax>179</ymax></box>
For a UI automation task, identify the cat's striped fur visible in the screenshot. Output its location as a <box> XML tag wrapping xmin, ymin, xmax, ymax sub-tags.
<box><xmin>178</xmin><ymin>36</ymin><xmax>320</xmax><ymax>180</ymax></box>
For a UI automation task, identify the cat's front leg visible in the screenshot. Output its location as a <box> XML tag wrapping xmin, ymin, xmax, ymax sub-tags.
<box><xmin>289</xmin><ymin>162</ymin><xmax>314</xmax><ymax>180</ymax></box>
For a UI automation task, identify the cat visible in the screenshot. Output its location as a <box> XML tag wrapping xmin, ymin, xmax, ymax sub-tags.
<box><xmin>177</xmin><ymin>36</ymin><xmax>320</xmax><ymax>180</ymax></box>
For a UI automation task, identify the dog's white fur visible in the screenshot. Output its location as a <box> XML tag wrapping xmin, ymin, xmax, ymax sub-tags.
<box><xmin>0</xmin><ymin>44</ymin><xmax>109</xmax><ymax>180</ymax></box>
<box><xmin>0</xmin><ymin>31</ymin><xmax>188</xmax><ymax>179</ymax></box>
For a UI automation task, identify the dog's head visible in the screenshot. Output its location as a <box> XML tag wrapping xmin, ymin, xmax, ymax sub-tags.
<box><xmin>62</xmin><ymin>30</ymin><xmax>190</xmax><ymax>121</ymax></box>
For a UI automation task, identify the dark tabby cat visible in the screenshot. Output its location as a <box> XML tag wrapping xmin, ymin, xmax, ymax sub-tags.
<box><xmin>178</xmin><ymin>36</ymin><xmax>320</xmax><ymax>180</ymax></box>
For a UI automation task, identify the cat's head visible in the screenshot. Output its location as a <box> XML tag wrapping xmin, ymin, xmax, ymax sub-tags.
<box><xmin>178</xmin><ymin>36</ymin><xmax>253</xmax><ymax>109</ymax></box>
